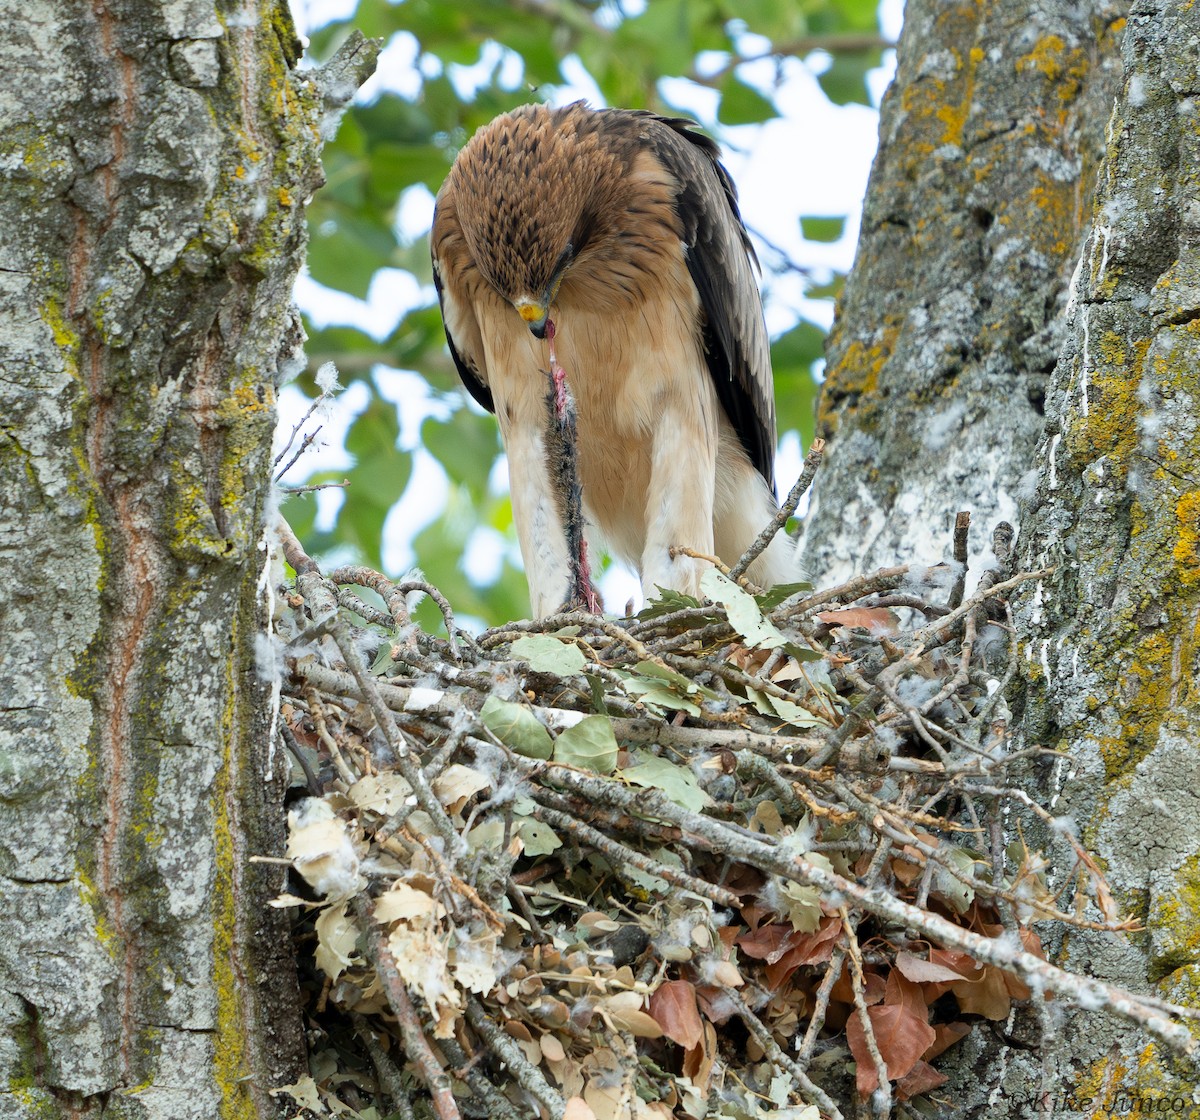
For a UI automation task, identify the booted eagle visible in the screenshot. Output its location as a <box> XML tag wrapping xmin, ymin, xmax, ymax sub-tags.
<box><xmin>431</xmin><ymin>102</ymin><xmax>794</xmax><ymax>616</ymax></box>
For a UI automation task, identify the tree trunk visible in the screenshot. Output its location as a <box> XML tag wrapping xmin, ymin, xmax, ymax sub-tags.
<box><xmin>0</xmin><ymin>4</ymin><xmax>374</xmax><ymax>1116</ymax></box>
<box><xmin>799</xmin><ymin>0</ymin><xmax>1125</xmax><ymax>582</ymax></box>
<box><xmin>806</xmin><ymin>0</ymin><xmax>1200</xmax><ymax>1112</ymax></box>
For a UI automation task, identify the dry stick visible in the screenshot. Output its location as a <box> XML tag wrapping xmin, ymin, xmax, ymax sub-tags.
<box><xmin>735</xmin><ymin>750</ymin><xmax>807</xmax><ymax>819</ymax></box>
<box><xmin>729</xmin><ymin>436</ymin><xmax>826</xmax><ymax>580</ymax></box>
<box><xmin>844</xmin><ymin>910</ymin><xmax>892</xmax><ymax>1119</ymax></box>
<box><xmin>797</xmin><ymin>837</ymin><xmax>895</xmax><ymax>1068</ymax></box>
<box><xmin>274</xmin><ymin>388</ymin><xmax>328</xmax><ymax>469</ymax></box>
<box><xmin>528</xmin><ymin>801</ymin><xmax>740</xmax><ymax>908</ymax></box>
<box><xmin>279</xmin><ymin>478</ymin><xmax>349</xmax><ymax>496</ymax></box>
<box><xmin>784</xmin><ymin>564</ymin><xmax>912</xmax><ymax>621</ymax></box>
<box><xmin>974</xmin><ymin>601</ymin><xmax>1020</xmax><ymax>731</ymax></box>
<box><xmin>327</xmin><ymin>565</ymin><xmax>415</xmax><ymax>639</ymax></box>
<box><xmin>278</xmin><ymin>721</ymin><xmax>322</xmax><ymax>796</ymax></box>
<box><xmin>396</xmin><ymin>578</ymin><xmax>462</xmax><ymax>659</ymax></box>
<box><xmin>918</xmin><ymin>608</ymin><xmax>978</xmax><ymax>720</ymax></box>
<box><xmin>438</xmin><ymin>1036</ymin><xmax>524</xmax><ymax>1120</ymax></box>
<box><xmin>301</xmin><ymin>683</ymin><xmax>359</xmax><ymax>786</ymax></box>
<box><xmin>947</xmin><ymin>510</ymin><xmax>971</xmax><ymax>611</ymax></box>
<box><xmin>910</xmin><ymin>567</ymin><xmax>1052</xmax><ymax>648</ymax></box>
<box><xmin>959</xmin><ymin>781</ymin><xmax>1139</xmax><ymax>929</ymax></box>
<box><xmin>515</xmin><ymin>757</ymin><xmax>1198</xmax><ymax>1055</ymax></box>
<box><xmin>482</xmin><ymin>610</ymin><xmax>657</xmax><ymax>664</ymax></box>
<box><xmin>335</xmin><ymin>585</ymin><xmax>393</xmax><ymax>627</ymax></box>
<box><xmin>350</xmin><ymin>1011</ymin><xmax>415</xmax><ymax>1120</ymax></box>
<box><xmin>826</xmin><ymin>774</ymin><xmax>1131</xmax><ymax>932</ymax></box>
<box><xmin>274</xmin><ymin>426</ymin><xmax>321</xmax><ymax>481</ymax></box>
<box><xmin>466</xmin><ymin>997</ymin><xmax>565</xmax><ymax>1120</ymax></box>
<box><xmin>724</xmin><ymin>988</ymin><xmax>843</xmax><ymax>1120</ymax></box>
<box><xmin>357</xmin><ymin>900</ymin><xmax>461</xmax><ymax>1120</ymax></box>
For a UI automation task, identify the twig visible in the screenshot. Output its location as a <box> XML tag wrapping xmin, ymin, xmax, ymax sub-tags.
<box><xmin>947</xmin><ymin>510</ymin><xmax>970</xmax><ymax>610</ymax></box>
<box><xmin>726</xmin><ymin>987</ymin><xmax>844</xmax><ymax>1120</ymax></box>
<box><xmin>730</xmin><ymin>437</ymin><xmax>825</xmax><ymax>579</ymax></box>
<box><xmin>514</xmin><ymin>756</ymin><xmax>1198</xmax><ymax>1055</ymax></box>
<box><xmin>529</xmin><ymin>800</ymin><xmax>741</xmax><ymax>907</ymax></box>
<box><xmin>357</xmin><ymin>898</ymin><xmax>461</xmax><ymax>1120</ymax></box>
<box><xmin>350</xmin><ymin>1011</ymin><xmax>414</xmax><ymax>1119</ymax></box>
<box><xmin>466</xmin><ymin>998</ymin><xmax>565</xmax><ymax>1120</ymax></box>
<box><xmin>844</xmin><ymin>913</ymin><xmax>891</xmax><ymax>1118</ymax></box>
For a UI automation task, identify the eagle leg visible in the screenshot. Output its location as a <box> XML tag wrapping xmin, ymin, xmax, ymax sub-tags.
<box><xmin>641</xmin><ymin>387</ymin><xmax>719</xmax><ymax>601</ymax></box>
<box><xmin>544</xmin><ymin>320</ymin><xmax>602</xmax><ymax>615</ymax></box>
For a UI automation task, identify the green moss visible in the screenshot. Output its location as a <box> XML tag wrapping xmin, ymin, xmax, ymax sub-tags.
<box><xmin>212</xmin><ymin>614</ymin><xmax>257</xmax><ymax>1120</ymax></box>
<box><xmin>820</xmin><ymin>324</ymin><xmax>900</xmax><ymax>433</ymax></box>
<box><xmin>1149</xmin><ymin>854</ymin><xmax>1200</xmax><ymax>978</ymax></box>
<box><xmin>1027</xmin><ymin>170</ymin><xmax>1076</xmax><ymax>258</ymax></box>
<box><xmin>1095</xmin><ymin>628</ymin><xmax>1176</xmax><ymax>777</ymax></box>
<box><xmin>39</xmin><ymin>299</ymin><xmax>80</xmax><ymax>357</ymax></box>
<box><xmin>937</xmin><ymin>45</ymin><xmax>984</xmax><ymax>147</ymax></box>
<box><xmin>1173</xmin><ymin>491</ymin><xmax>1200</xmax><ymax>586</ymax></box>
<box><xmin>1015</xmin><ymin>34</ymin><xmax>1088</xmax><ymax>108</ymax></box>
<box><xmin>1063</xmin><ymin>334</ymin><xmax>1146</xmax><ymax>475</ymax></box>
<box><xmin>4</xmin><ymin>1002</ymin><xmax>64</xmax><ymax>1118</ymax></box>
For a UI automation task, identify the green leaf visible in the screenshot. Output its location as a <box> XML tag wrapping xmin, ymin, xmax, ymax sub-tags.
<box><xmin>630</xmin><ymin>660</ymin><xmax>720</xmax><ymax>699</ymax></box>
<box><xmin>421</xmin><ymin>407</ymin><xmax>502</xmax><ymax>506</ymax></box>
<box><xmin>717</xmin><ymin>74</ymin><xmax>779</xmax><ymax>124</ymax></box>
<box><xmin>618</xmin><ymin>659</ymin><xmax>721</xmax><ymax>716</ymax></box>
<box><xmin>816</xmin><ymin>51</ymin><xmax>878</xmax><ymax>107</ymax></box>
<box><xmin>700</xmin><ymin>568</ymin><xmax>785</xmax><ymax>649</ymax></box>
<box><xmin>619</xmin><ymin>847</ymin><xmax>685</xmax><ymax>896</ymax></box>
<box><xmin>782</xmin><ymin>642</ymin><xmax>827</xmax><ymax>664</ymax></box>
<box><xmin>755</xmin><ymin>691</ymin><xmax>831</xmax><ymax>729</ymax></box>
<box><xmin>636</xmin><ymin>587</ymin><xmax>706</xmax><ymax>621</ymax></box>
<box><xmin>771</xmin><ymin>321</ymin><xmax>825</xmax><ymax>447</ymax></box>
<box><xmin>517</xmin><ymin>817</ymin><xmax>562</xmax><ymax>856</ymax></box>
<box><xmin>553</xmin><ymin>715</ymin><xmax>618</xmax><ymax>774</ymax></box>
<box><xmin>586</xmin><ymin>672</ymin><xmax>608</xmax><ymax>714</ymax></box>
<box><xmin>621</xmin><ymin>680</ymin><xmax>701</xmax><ymax>717</ymax></box>
<box><xmin>804</xmin><ymin>275</ymin><xmax>846</xmax><ymax>301</ymax></box>
<box><xmin>754</xmin><ymin>580</ymin><xmax>814</xmax><ymax>612</ymax></box>
<box><xmin>480</xmin><ymin>696</ymin><xmax>553</xmax><ymax>759</ymax></box>
<box><xmin>305</xmin><ymin>203</ymin><xmax>396</xmax><ymax>298</ymax></box>
<box><xmin>800</xmin><ymin>215</ymin><xmax>847</xmax><ymax>243</ymax></box>
<box><xmin>512</xmin><ymin>634</ymin><xmax>587</xmax><ymax>675</ymax></box>
<box><xmin>623</xmin><ymin>751</ymin><xmax>712</xmax><ymax>812</ymax></box>
<box><xmin>934</xmin><ymin>846</ymin><xmax>978</xmax><ymax>915</ymax></box>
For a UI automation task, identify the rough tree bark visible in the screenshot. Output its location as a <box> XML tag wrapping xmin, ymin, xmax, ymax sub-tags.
<box><xmin>805</xmin><ymin>0</ymin><xmax>1200</xmax><ymax>1113</ymax></box>
<box><xmin>0</xmin><ymin>3</ymin><xmax>374</xmax><ymax>1117</ymax></box>
<box><xmin>799</xmin><ymin>0</ymin><xmax>1125</xmax><ymax>580</ymax></box>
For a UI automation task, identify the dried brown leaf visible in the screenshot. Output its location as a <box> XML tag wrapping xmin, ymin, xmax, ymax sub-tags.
<box><xmin>894</xmin><ymin>950</ymin><xmax>968</xmax><ymax>984</ymax></box>
<box><xmin>649</xmin><ymin>979</ymin><xmax>703</xmax><ymax>1049</ymax></box>
<box><xmin>815</xmin><ymin>606</ymin><xmax>897</xmax><ymax>633</ymax></box>
<box><xmin>847</xmin><ymin>1001</ymin><xmax>936</xmax><ymax>1095</ymax></box>
<box><xmin>563</xmin><ymin>1098</ymin><xmax>597</xmax><ymax>1120</ymax></box>
<box><xmin>895</xmin><ymin>1058</ymin><xmax>949</xmax><ymax>1100</ymax></box>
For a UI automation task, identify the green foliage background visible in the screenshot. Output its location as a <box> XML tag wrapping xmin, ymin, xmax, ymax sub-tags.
<box><xmin>282</xmin><ymin>0</ymin><xmax>893</xmax><ymax>626</ymax></box>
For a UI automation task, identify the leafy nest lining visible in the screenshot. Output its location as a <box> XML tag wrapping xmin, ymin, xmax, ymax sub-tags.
<box><xmin>269</xmin><ymin>516</ymin><xmax>1191</xmax><ymax>1120</ymax></box>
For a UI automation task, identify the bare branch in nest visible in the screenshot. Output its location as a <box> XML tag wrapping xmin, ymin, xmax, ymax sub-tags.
<box><xmin>730</xmin><ymin>436</ymin><xmax>825</xmax><ymax>580</ymax></box>
<box><xmin>268</xmin><ymin>513</ymin><xmax>1196</xmax><ymax>1119</ymax></box>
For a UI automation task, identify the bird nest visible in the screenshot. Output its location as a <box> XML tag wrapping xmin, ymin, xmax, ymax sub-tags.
<box><xmin>267</xmin><ymin>514</ymin><xmax>1188</xmax><ymax>1120</ymax></box>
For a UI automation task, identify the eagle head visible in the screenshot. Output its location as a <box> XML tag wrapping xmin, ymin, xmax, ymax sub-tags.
<box><xmin>447</xmin><ymin>103</ymin><xmax>629</xmax><ymax>338</ymax></box>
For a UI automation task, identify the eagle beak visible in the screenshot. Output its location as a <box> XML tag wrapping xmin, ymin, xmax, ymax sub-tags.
<box><xmin>515</xmin><ymin>299</ymin><xmax>549</xmax><ymax>339</ymax></box>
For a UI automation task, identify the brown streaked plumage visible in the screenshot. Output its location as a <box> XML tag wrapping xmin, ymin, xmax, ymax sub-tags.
<box><xmin>431</xmin><ymin>102</ymin><xmax>796</xmax><ymax>616</ymax></box>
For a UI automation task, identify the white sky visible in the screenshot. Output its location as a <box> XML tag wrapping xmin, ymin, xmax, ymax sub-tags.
<box><xmin>279</xmin><ymin>0</ymin><xmax>903</xmax><ymax>610</ymax></box>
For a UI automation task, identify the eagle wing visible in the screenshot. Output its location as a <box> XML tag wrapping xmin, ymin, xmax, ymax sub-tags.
<box><xmin>639</xmin><ymin>112</ymin><xmax>777</xmax><ymax>493</ymax></box>
<box><xmin>430</xmin><ymin>185</ymin><xmax>494</xmax><ymax>414</ymax></box>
